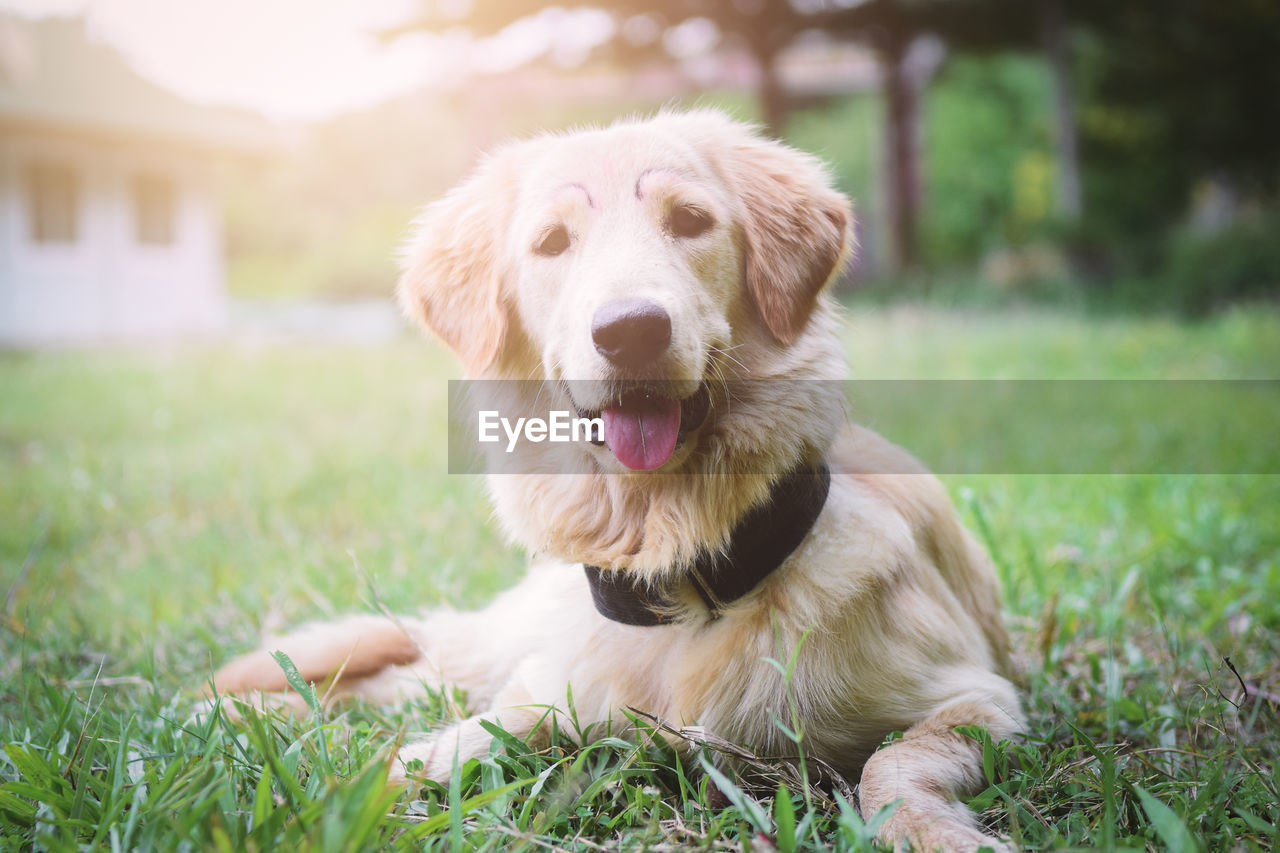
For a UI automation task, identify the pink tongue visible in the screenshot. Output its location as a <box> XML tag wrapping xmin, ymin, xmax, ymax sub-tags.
<box><xmin>601</xmin><ymin>397</ymin><xmax>682</xmax><ymax>470</ymax></box>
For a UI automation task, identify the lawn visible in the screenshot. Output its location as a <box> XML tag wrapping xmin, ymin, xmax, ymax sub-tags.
<box><xmin>2</xmin><ymin>304</ymin><xmax>1278</xmax><ymax>850</ymax></box>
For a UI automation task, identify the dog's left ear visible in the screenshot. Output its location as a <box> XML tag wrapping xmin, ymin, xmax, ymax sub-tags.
<box><xmin>682</xmin><ymin>113</ymin><xmax>854</xmax><ymax>344</ymax></box>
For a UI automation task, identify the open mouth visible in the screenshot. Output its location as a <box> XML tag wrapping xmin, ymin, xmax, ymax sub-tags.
<box><xmin>570</xmin><ymin>382</ymin><xmax>711</xmax><ymax>471</ymax></box>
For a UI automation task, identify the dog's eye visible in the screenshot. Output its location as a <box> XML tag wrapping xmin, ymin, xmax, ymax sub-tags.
<box><xmin>534</xmin><ymin>225</ymin><xmax>570</xmax><ymax>257</ymax></box>
<box><xmin>668</xmin><ymin>204</ymin><xmax>714</xmax><ymax>238</ymax></box>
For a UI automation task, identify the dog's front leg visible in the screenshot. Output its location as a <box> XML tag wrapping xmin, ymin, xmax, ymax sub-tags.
<box><xmin>392</xmin><ymin>702</ymin><xmax>551</xmax><ymax>783</ymax></box>
<box><xmin>858</xmin><ymin>693</ymin><xmax>1020</xmax><ymax>853</ymax></box>
<box><xmin>391</xmin><ymin>653</ymin><xmax>580</xmax><ymax>784</ymax></box>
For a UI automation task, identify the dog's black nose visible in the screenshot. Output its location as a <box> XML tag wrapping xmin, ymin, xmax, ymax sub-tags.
<box><xmin>591</xmin><ymin>298</ymin><xmax>672</xmax><ymax>368</ymax></box>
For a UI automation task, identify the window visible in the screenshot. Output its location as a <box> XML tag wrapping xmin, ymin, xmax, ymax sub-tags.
<box><xmin>24</xmin><ymin>162</ymin><xmax>79</xmax><ymax>244</ymax></box>
<box><xmin>133</xmin><ymin>173</ymin><xmax>175</xmax><ymax>245</ymax></box>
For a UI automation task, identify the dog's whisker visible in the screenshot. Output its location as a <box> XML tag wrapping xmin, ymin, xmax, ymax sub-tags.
<box><xmin>710</xmin><ymin>345</ymin><xmax>750</xmax><ymax>379</ymax></box>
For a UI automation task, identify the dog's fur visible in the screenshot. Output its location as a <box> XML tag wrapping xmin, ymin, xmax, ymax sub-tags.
<box><xmin>212</xmin><ymin>111</ymin><xmax>1024</xmax><ymax>852</ymax></box>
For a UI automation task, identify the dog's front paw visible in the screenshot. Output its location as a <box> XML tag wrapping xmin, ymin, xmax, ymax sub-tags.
<box><xmin>391</xmin><ymin>735</ymin><xmax>458</xmax><ymax>785</ymax></box>
<box><xmin>961</xmin><ymin>831</ymin><xmax>1015</xmax><ymax>853</ymax></box>
<box><xmin>877</xmin><ymin>810</ymin><xmax>1015</xmax><ymax>853</ymax></box>
<box><xmin>905</xmin><ymin>828</ymin><xmax>1014</xmax><ymax>853</ymax></box>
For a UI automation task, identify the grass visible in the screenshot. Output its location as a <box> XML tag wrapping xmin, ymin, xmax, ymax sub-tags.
<box><xmin>2</xmin><ymin>303</ymin><xmax>1278</xmax><ymax>850</ymax></box>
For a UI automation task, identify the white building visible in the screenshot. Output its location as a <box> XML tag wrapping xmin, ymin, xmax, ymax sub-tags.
<box><xmin>0</xmin><ymin>15</ymin><xmax>276</xmax><ymax>345</ymax></box>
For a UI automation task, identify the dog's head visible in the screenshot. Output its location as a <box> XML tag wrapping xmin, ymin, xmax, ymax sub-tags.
<box><xmin>399</xmin><ymin>110</ymin><xmax>853</xmax><ymax>473</ymax></box>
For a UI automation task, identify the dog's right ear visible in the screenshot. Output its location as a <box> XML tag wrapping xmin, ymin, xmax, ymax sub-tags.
<box><xmin>397</xmin><ymin>154</ymin><xmax>516</xmax><ymax>375</ymax></box>
<box><xmin>658</xmin><ymin>110</ymin><xmax>853</xmax><ymax>346</ymax></box>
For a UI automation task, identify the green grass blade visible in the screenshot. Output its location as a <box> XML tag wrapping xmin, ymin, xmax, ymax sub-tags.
<box><xmin>1133</xmin><ymin>785</ymin><xmax>1201</xmax><ymax>853</ymax></box>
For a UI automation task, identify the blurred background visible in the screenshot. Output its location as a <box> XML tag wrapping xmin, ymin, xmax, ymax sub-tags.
<box><xmin>2</xmin><ymin>0</ymin><xmax>1279</xmax><ymax>345</ymax></box>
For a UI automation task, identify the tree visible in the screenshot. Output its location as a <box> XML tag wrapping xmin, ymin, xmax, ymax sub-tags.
<box><xmin>1037</xmin><ymin>0</ymin><xmax>1080</xmax><ymax>219</ymax></box>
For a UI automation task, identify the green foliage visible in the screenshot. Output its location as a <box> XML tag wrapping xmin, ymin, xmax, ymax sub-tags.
<box><xmin>921</xmin><ymin>55</ymin><xmax>1057</xmax><ymax>265</ymax></box>
<box><xmin>1162</xmin><ymin>211</ymin><xmax>1280</xmax><ymax>316</ymax></box>
<box><xmin>788</xmin><ymin>95</ymin><xmax>881</xmax><ymax>228</ymax></box>
<box><xmin>1074</xmin><ymin>0</ymin><xmax>1280</xmax><ymax>203</ymax></box>
<box><xmin>2</xmin><ymin>308</ymin><xmax>1279</xmax><ymax>849</ymax></box>
<box><xmin>786</xmin><ymin>56</ymin><xmax>1061</xmax><ymax>278</ymax></box>
<box><xmin>1066</xmin><ymin>0</ymin><xmax>1280</xmax><ymax>288</ymax></box>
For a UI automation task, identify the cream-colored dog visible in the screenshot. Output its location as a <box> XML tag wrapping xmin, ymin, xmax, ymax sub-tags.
<box><xmin>213</xmin><ymin>111</ymin><xmax>1024</xmax><ymax>852</ymax></box>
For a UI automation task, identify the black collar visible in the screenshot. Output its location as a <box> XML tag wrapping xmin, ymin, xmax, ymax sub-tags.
<box><xmin>583</xmin><ymin>462</ymin><xmax>832</xmax><ymax>626</ymax></box>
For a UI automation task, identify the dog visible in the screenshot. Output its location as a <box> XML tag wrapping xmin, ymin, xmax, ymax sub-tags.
<box><xmin>212</xmin><ymin>110</ymin><xmax>1024</xmax><ymax>852</ymax></box>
